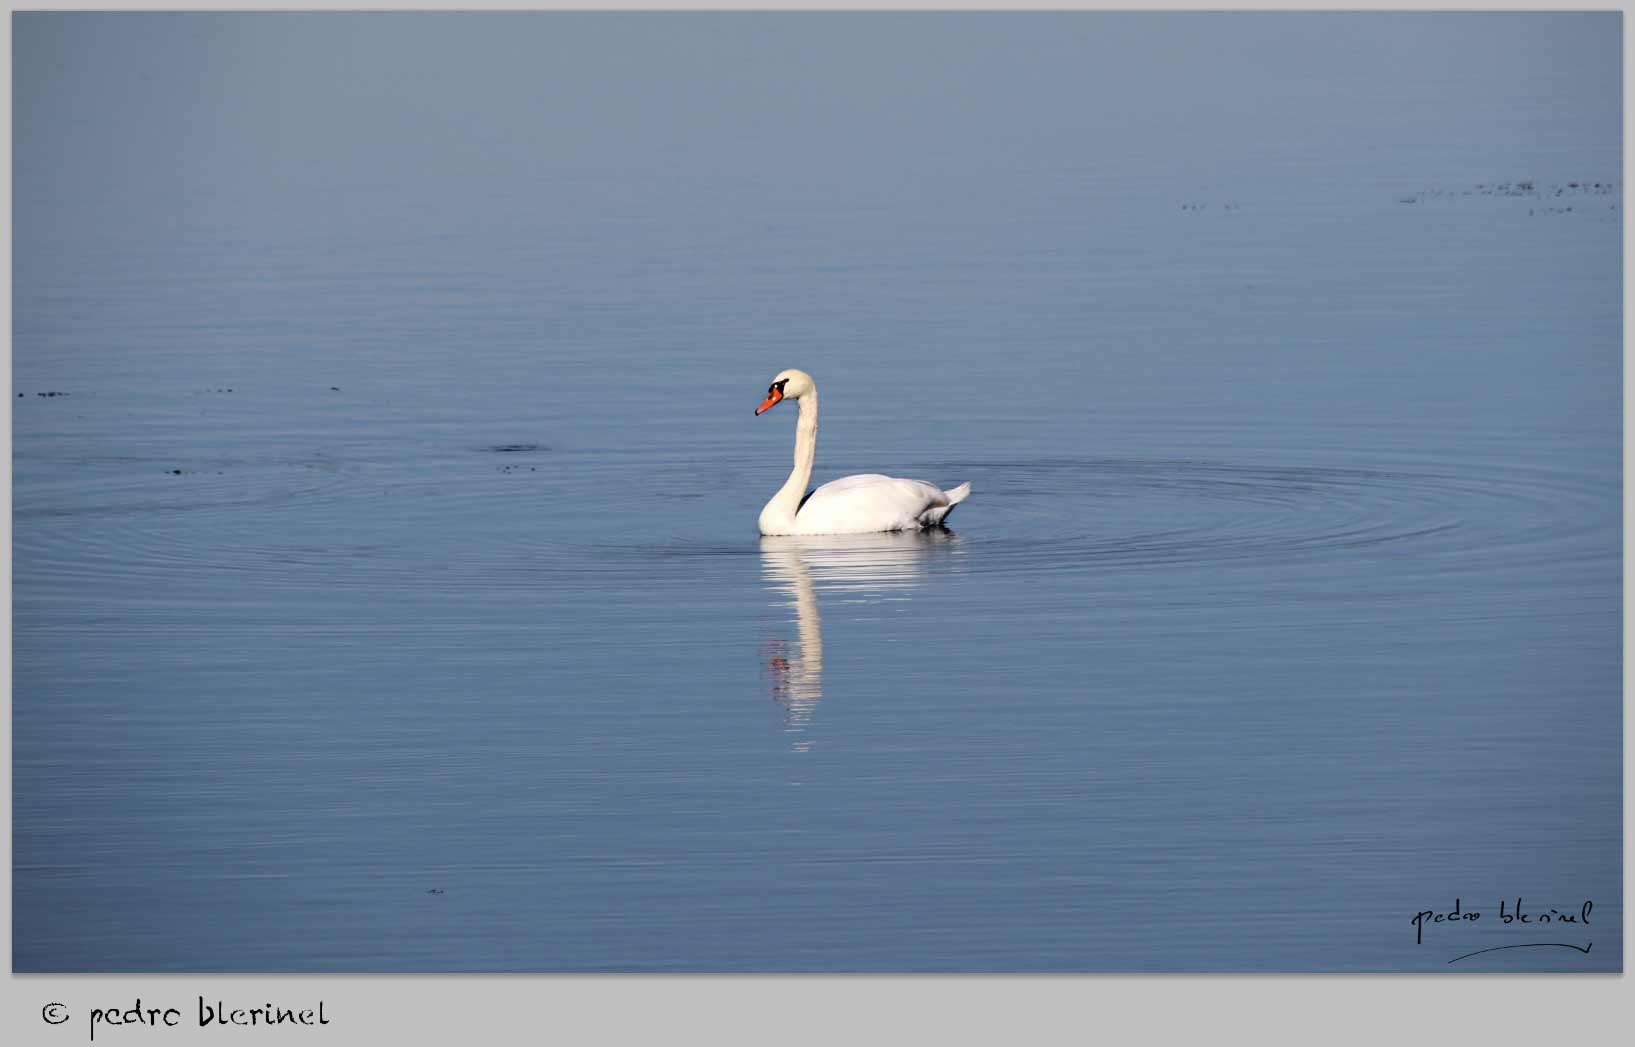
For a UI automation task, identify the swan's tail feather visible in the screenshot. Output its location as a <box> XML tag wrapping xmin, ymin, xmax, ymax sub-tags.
<box><xmin>921</xmin><ymin>481</ymin><xmax>972</xmax><ymax>527</ymax></box>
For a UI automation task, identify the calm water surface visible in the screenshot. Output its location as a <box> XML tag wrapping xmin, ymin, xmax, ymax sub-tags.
<box><xmin>12</xmin><ymin>13</ymin><xmax>1621</xmax><ymax>971</ymax></box>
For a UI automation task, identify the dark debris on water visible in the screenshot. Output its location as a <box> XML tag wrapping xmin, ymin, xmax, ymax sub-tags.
<box><xmin>490</xmin><ymin>443</ymin><xmax>547</xmax><ymax>473</ymax></box>
<box><xmin>1407</xmin><ymin>179</ymin><xmax>1618</xmax><ymax>204</ymax></box>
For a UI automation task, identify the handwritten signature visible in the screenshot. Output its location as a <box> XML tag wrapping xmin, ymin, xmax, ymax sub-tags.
<box><xmin>1412</xmin><ymin>898</ymin><xmax>1593</xmax><ymax>964</ymax></box>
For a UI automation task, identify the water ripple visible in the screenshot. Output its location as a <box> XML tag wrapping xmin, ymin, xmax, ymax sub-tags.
<box><xmin>12</xmin><ymin>449</ymin><xmax>1613</xmax><ymax>607</ymax></box>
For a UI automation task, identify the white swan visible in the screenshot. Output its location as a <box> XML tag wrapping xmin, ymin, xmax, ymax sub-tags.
<box><xmin>754</xmin><ymin>369</ymin><xmax>971</xmax><ymax>536</ymax></box>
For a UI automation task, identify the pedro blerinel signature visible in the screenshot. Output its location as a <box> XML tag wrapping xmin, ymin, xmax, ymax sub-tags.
<box><xmin>1413</xmin><ymin>898</ymin><xmax>1594</xmax><ymax>964</ymax></box>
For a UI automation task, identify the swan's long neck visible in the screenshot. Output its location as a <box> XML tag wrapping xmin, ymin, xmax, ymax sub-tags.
<box><xmin>760</xmin><ymin>390</ymin><xmax>818</xmax><ymax>534</ymax></box>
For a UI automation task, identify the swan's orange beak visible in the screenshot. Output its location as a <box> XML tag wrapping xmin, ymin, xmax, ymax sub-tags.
<box><xmin>755</xmin><ymin>388</ymin><xmax>784</xmax><ymax>415</ymax></box>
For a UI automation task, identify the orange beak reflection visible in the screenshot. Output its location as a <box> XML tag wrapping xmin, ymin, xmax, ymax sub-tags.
<box><xmin>755</xmin><ymin>388</ymin><xmax>784</xmax><ymax>415</ymax></box>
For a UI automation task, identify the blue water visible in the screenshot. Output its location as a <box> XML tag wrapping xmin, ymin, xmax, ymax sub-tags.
<box><xmin>12</xmin><ymin>12</ymin><xmax>1621</xmax><ymax>971</ymax></box>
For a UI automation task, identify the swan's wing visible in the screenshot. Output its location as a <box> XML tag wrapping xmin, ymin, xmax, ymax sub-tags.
<box><xmin>794</xmin><ymin>474</ymin><xmax>952</xmax><ymax>533</ymax></box>
<box><xmin>806</xmin><ymin>473</ymin><xmax>901</xmax><ymax>497</ymax></box>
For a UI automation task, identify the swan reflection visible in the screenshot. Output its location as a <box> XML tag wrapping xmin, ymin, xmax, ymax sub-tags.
<box><xmin>760</xmin><ymin>529</ymin><xmax>960</xmax><ymax>750</ymax></box>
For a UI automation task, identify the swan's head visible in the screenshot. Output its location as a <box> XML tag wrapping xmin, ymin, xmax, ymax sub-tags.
<box><xmin>755</xmin><ymin>369</ymin><xmax>815</xmax><ymax>416</ymax></box>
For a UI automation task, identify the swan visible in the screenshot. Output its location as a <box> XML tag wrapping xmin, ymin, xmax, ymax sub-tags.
<box><xmin>754</xmin><ymin>369</ymin><xmax>971</xmax><ymax>536</ymax></box>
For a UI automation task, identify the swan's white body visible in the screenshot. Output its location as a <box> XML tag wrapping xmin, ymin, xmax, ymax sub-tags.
<box><xmin>755</xmin><ymin>369</ymin><xmax>971</xmax><ymax>536</ymax></box>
